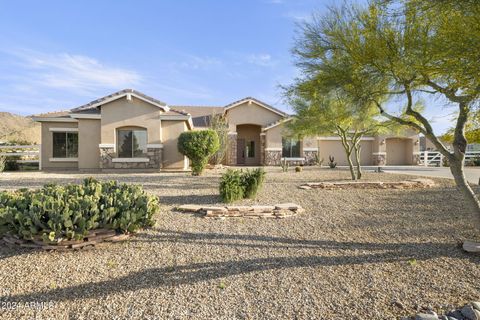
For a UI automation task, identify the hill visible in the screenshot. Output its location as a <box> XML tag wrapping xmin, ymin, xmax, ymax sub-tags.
<box><xmin>0</xmin><ymin>112</ymin><xmax>41</xmax><ymax>144</ymax></box>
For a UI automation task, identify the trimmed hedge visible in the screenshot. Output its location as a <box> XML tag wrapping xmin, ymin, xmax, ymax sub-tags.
<box><xmin>219</xmin><ymin>168</ymin><xmax>266</xmax><ymax>203</ymax></box>
<box><xmin>0</xmin><ymin>178</ymin><xmax>159</xmax><ymax>243</ymax></box>
<box><xmin>178</xmin><ymin>130</ymin><xmax>219</xmax><ymax>175</ymax></box>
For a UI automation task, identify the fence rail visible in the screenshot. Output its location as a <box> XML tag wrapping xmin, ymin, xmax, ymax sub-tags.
<box><xmin>0</xmin><ymin>145</ymin><xmax>40</xmax><ymax>167</ymax></box>
<box><xmin>419</xmin><ymin>150</ymin><xmax>480</xmax><ymax>166</ymax></box>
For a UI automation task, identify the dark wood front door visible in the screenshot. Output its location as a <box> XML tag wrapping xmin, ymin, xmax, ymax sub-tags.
<box><xmin>237</xmin><ymin>138</ymin><xmax>245</xmax><ymax>165</ymax></box>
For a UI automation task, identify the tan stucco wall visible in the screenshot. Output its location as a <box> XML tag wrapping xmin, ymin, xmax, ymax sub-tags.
<box><xmin>78</xmin><ymin>119</ymin><xmax>101</xmax><ymax>169</ymax></box>
<box><xmin>226</xmin><ymin>102</ymin><xmax>283</xmax><ymax>132</ymax></box>
<box><xmin>318</xmin><ymin>140</ymin><xmax>373</xmax><ymax>166</ymax></box>
<box><xmin>100</xmin><ymin>96</ymin><xmax>161</xmax><ymax>146</ymax></box>
<box><xmin>40</xmin><ymin>122</ymin><xmax>79</xmax><ymax>170</ymax></box>
<box><xmin>162</xmin><ymin>120</ymin><xmax>187</xmax><ymax>169</ymax></box>
<box><xmin>265</xmin><ymin>125</ymin><xmax>284</xmax><ymax>149</ymax></box>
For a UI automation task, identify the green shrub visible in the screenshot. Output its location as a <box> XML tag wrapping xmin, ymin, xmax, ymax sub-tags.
<box><xmin>295</xmin><ymin>166</ymin><xmax>302</xmax><ymax>172</ymax></box>
<box><xmin>178</xmin><ymin>130</ymin><xmax>219</xmax><ymax>175</ymax></box>
<box><xmin>219</xmin><ymin>168</ymin><xmax>266</xmax><ymax>203</ymax></box>
<box><xmin>219</xmin><ymin>169</ymin><xmax>244</xmax><ymax>203</ymax></box>
<box><xmin>0</xmin><ymin>178</ymin><xmax>159</xmax><ymax>242</ymax></box>
<box><xmin>4</xmin><ymin>156</ymin><xmax>20</xmax><ymax>171</ymax></box>
<box><xmin>242</xmin><ymin>168</ymin><xmax>266</xmax><ymax>199</ymax></box>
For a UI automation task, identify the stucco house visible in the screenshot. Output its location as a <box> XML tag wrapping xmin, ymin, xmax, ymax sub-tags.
<box><xmin>34</xmin><ymin>89</ymin><xmax>420</xmax><ymax>171</ymax></box>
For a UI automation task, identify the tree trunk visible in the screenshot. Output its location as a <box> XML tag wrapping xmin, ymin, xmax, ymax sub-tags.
<box><xmin>346</xmin><ymin>150</ymin><xmax>357</xmax><ymax>180</ymax></box>
<box><xmin>337</xmin><ymin>129</ymin><xmax>357</xmax><ymax>180</ymax></box>
<box><xmin>449</xmin><ymin>157</ymin><xmax>480</xmax><ymax>229</ymax></box>
<box><xmin>353</xmin><ymin>143</ymin><xmax>362</xmax><ymax>180</ymax></box>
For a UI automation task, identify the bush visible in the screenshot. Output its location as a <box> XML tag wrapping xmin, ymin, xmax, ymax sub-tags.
<box><xmin>295</xmin><ymin>166</ymin><xmax>303</xmax><ymax>172</ymax></box>
<box><xmin>219</xmin><ymin>168</ymin><xmax>266</xmax><ymax>203</ymax></box>
<box><xmin>0</xmin><ymin>178</ymin><xmax>159</xmax><ymax>242</ymax></box>
<box><xmin>219</xmin><ymin>169</ymin><xmax>244</xmax><ymax>203</ymax></box>
<box><xmin>4</xmin><ymin>156</ymin><xmax>20</xmax><ymax>171</ymax></box>
<box><xmin>178</xmin><ymin>130</ymin><xmax>219</xmax><ymax>175</ymax></box>
<box><xmin>242</xmin><ymin>168</ymin><xmax>266</xmax><ymax>199</ymax></box>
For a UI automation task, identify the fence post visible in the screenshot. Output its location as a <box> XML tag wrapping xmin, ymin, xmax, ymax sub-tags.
<box><xmin>439</xmin><ymin>153</ymin><xmax>443</xmax><ymax>167</ymax></box>
<box><xmin>424</xmin><ymin>151</ymin><xmax>428</xmax><ymax>167</ymax></box>
<box><xmin>38</xmin><ymin>144</ymin><xmax>42</xmax><ymax>171</ymax></box>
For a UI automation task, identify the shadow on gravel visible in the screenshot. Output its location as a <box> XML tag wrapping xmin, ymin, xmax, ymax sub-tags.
<box><xmin>2</xmin><ymin>230</ymin><xmax>478</xmax><ymax>304</ymax></box>
<box><xmin>160</xmin><ymin>194</ymin><xmax>221</xmax><ymax>205</ymax></box>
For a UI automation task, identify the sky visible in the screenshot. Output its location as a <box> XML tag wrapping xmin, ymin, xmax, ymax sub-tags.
<box><xmin>0</xmin><ymin>0</ymin><xmax>456</xmax><ymax>134</ymax></box>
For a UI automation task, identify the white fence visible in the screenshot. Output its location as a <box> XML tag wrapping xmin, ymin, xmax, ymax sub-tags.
<box><xmin>0</xmin><ymin>145</ymin><xmax>41</xmax><ymax>168</ymax></box>
<box><xmin>419</xmin><ymin>150</ymin><xmax>480</xmax><ymax>166</ymax></box>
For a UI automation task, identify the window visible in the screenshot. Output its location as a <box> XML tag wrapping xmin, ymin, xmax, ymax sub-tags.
<box><xmin>246</xmin><ymin>141</ymin><xmax>255</xmax><ymax>158</ymax></box>
<box><xmin>282</xmin><ymin>138</ymin><xmax>301</xmax><ymax>158</ymax></box>
<box><xmin>117</xmin><ymin>129</ymin><xmax>147</xmax><ymax>158</ymax></box>
<box><xmin>52</xmin><ymin>132</ymin><xmax>78</xmax><ymax>158</ymax></box>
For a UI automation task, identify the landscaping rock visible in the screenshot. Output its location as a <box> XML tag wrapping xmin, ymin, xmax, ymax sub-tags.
<box><xmin>447</xmin><ymin>310</ymin><xmax>464</xmax><ymax>319</ymax></box>
<box><xmin>275</xmin><ymin>203</ymin><xmax>302</xmax><ymax>210</ymax></box>
<box><xmin>176</xmin><ymin>204</ymin><xmax>203</xmax><ymax>212</ymax></box>
<box><xmin>415</xmin><ymin>313</ymin><xmax>440</xmax><ymax>320</ymax></box>
<box><xmin>472</xmin><ymin>302</ymin><xmax>480</xmax><ymax>311</ymax></box>
<box><xmin>201</xmin><ymin>206</ymin><xmax>228</xmax><ymax>212</ymax></box>
<box><xmin>461</xmin><ymin>305</ymin><xmax>480</xmax><ymax>320</ymax></box>
<box><xmin>251</xmin><ymin>205</ymin><xmax>276</xmax><ymax>212</ymax></box>
<box><xmin>226</xmin><ymin>206</ymin><xmax>253</xmax><ymax>212</ymax></box>
<box><xmin>299</xmin><ymin>179</ymin><xmax>435</xmax><ymax>190</ymax></box>
<box><xmin>463</xmin><ymin>241</ymin><xmax>480</xmax><ymax>253</ymax></box>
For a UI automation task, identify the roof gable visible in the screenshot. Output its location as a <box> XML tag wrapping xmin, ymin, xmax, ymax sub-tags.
<box><xmin>224</xmin><ymin>97</ymin><xmax>287</xmax><ymax>117</ymax></box>
<box><xmin>71</xmin><ymin>89</ymin><xmax>170</xmax><ymax>113</ymax></box>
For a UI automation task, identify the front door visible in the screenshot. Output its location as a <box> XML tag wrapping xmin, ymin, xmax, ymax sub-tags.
<box><xmin>237</xmin><ymin>138</ymin><xmax>245</xmax><ymax>165</ymax></box>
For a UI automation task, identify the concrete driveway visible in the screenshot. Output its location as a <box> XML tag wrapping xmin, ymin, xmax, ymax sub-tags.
<box><xmin>382</xmin><ymin>166</ymin><xmax>480</xmax><ymax>184</ymax></box>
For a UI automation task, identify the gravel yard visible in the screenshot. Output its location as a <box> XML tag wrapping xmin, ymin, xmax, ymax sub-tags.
<box><xmin>0</xmin><ymin>167</ymin><xmax>479</xmax><ymax>319</ymax></box>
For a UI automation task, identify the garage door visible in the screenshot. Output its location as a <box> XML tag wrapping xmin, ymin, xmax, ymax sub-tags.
<box><xmin>318</xmin><ymin>140</ymin><xmax>373</xmax><ymax>166</ymax></box>
<box><xmin>386</xmin><ymin>138</ymin><xmax>408</xmax><ymax>165</ymax></box>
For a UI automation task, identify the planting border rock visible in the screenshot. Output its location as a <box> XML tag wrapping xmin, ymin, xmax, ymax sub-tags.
<box><xmin>176</xmin><ymin>203</ymin><xmax>304</xmax><ymax>219</ymax></box>
<box><xmin>299</xmin><ymin>178</ymin><xmax>435</xmax><ymax>190</ymax></box>
<box><xmin>409</xmin><ymin>301</ymin><xmax>480</xmax><ymax>320</ymax></box>
<box><xmin>1</xmin><ymin>229</ymin><xmax>131</xmax><ymax>250</ymax></box>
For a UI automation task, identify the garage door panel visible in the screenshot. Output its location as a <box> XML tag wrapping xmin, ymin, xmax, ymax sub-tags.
<box><xmin>386</xmin><ymin>138</ymin><xmax>408</xmax><ymax>165</ymax></box>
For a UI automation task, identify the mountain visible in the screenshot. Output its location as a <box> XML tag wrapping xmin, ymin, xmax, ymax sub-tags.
<box><xmin>0</xmin><ymin>112</ymin><xmax>41</xmax><ymax>144</ymax></box>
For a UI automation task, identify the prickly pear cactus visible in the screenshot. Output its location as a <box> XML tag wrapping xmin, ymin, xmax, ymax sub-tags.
<box><xmin>0</xmin><ymin>178</ymin><xmax>159</xmax><ymax>243</ymax></box>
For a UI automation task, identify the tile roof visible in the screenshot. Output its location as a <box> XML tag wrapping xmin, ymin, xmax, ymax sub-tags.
<box><xmin>71</xmin><ymin>89</ymin><xmax>168</xmax><ymax>112</ymax></box>
<box><xmin>170</xmin><ymin>106</ymin><xmax>224</xmax><ymax>127</ymax></box>
<box><xmin>224</xmin><ymin>97</ymin><xmax>288</xmax><ymax>116</ymax></box>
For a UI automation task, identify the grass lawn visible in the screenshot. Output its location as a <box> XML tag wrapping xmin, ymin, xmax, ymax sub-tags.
<box><xmin>0</xmin><ymin>167</ymin><xmax>479</xmax><ymax>319</ymax></box>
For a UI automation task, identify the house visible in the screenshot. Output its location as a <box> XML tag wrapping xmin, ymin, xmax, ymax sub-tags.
<box><xmin>34</xmin><ymin>89</ymin><xmax>420</xmax><ymax>171</ymax></box>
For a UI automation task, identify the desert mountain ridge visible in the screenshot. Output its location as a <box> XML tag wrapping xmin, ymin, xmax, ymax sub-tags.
<box><xmin>0</xmin><ymin>112</ymin><xmax>41</xmax><ymax>144</ymax></box>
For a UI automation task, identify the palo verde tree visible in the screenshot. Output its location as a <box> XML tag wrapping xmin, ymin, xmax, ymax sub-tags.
<box><xmin>292</xmin><ymin>0</ymin><xmax>480</xmax><ymax>230</ymax></box>
<box><xmin>286</xmin><ymin>88</ymin><xmax>390</xmax><ymax>180</ymax></box>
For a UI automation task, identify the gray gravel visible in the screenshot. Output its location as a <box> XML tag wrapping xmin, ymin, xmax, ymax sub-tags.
<box><xmin>0</xmin><ymin>167</ymin><xmax>479</xmax><ymax>320</ymax></box>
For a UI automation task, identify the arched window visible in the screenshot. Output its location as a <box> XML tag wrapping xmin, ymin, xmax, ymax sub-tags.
<box><xmin>117</xmin><ymin>127</ymin><xmax>147</xmax><ymax>158</ymax></box>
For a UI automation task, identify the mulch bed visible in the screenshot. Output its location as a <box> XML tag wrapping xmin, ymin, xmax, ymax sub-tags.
<box><xmin>2</xmin><ymin>229</ymin><xmax>130</xmax><ymax>250</ymax></box>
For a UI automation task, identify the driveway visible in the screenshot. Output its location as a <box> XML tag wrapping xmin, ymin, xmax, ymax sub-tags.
<box><xmin>383</xmin><ymin>166</ymin><xmax>480</xmax><ymax>184</ymax></box>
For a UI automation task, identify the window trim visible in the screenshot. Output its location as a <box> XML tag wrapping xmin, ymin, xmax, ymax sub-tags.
<box><xmin>51</xmin><ymin>131</ymin><xmax>78</xmax><ymax>159</ymax></box>
<box><xmin>116</xmin><ymin>128</ymin><xmax>148</xmax><ymax>158</ymax></box>
<box><xmin>282</xmin><ymin>138</ymin><xmax>301</xmax><ymax>158</ymax></box>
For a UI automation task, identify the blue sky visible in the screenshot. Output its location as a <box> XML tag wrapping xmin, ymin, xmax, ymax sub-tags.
<box><xmin>0</xmin><ymin>0</ymin><xmax>455</xmax><ymax>133</ymax></box>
